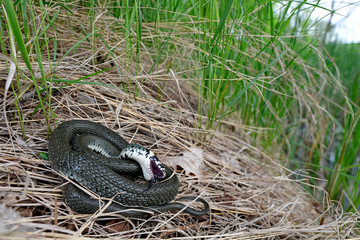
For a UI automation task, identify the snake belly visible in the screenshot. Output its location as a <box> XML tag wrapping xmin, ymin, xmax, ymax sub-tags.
<box><xmin>48</xmin><ymin>120</ymin><xmax>209</xmax><ymax>217</ymax></box>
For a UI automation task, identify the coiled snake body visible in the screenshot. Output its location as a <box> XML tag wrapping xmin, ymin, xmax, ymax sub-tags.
<box><xmin>48</xmin><ymin>120</ymin><xmax>208</xmax><ymax>217</ymax></box>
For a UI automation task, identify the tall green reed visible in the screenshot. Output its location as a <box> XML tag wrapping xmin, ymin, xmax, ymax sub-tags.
<box><xmin>322</xmin><ymin>42</ymin><xmax>360</xmax><ymax>212</ymax></box>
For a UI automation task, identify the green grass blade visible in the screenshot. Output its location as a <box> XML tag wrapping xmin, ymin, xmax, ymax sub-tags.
<box><xmin>3</xmin><ymin>0</ymin><xmax>33</xmax><ymax>74</ymax></box>
<box><xmin>53</xmin><ymin>30</ymin><xmax>98</xmax><ymax>71</ymax></box>
<box><xmin>219</xmin><ymin>50</ymin><xmax>288</xmax><ymax>120</ymax></box>
<box><xmin>210</xmin><ymin>0</ymin><xmax>233</xmax><ymax>47</ymax></box>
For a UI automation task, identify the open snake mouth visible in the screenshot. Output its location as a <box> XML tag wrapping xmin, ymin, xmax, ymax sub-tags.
<box><xmin>150</xmin><ymin>157</ymin><xmax>165</xmax><ymax>179</ymax></box>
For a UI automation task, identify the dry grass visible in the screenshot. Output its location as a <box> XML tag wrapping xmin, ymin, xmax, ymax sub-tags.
<box><xmin>0</xmin><ymin>6</ymin><xmax>359</xmax><ymax>239</ymax></box>
<box><xmin>1</xmin><ymin>68</ymin><xmax>358</xmax><ymax>239</ymax></box>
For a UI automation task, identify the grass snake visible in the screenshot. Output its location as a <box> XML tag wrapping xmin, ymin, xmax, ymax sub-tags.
<box><xmin>48</xmin><ymin>120</ymin><xmax>209</xmax><ymax>217</ymax></box>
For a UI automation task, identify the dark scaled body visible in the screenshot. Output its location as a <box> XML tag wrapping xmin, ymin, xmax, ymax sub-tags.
<box><xmin>48</xmin><ymin>120</ymin><xmax>208</xmax><ymax>217</ymax></box>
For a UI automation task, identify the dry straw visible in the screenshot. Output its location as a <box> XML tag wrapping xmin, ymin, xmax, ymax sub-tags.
<box><xmin>1</xmin><ymin>69</ymin><xmax>358</xmax><ymax>239</ymax></box>
<box><xmin>0</xmin><ymin>5</ymin><xmax>358</xmax><ymax>239</ymax></box>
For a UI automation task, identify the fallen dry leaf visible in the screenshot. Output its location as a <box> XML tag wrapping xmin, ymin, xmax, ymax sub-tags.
<box><xmin>104</xmin><ymin>220</ymin><xmax>131</xmax><ymax>233</ymax></box>
<box><xmin>164</xmin><ymin>147</ymin><xmax>205</xmax><ymax>179</ymax></box>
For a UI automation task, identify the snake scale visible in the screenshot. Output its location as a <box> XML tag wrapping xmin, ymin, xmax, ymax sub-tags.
<box><xmin>48</xmin><ymin>120</ymin><xmax>209</xmax><ymax>217</ymax></box>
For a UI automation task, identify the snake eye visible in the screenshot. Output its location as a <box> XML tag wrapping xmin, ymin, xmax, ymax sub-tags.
<box><xmin>150</xmin><ymin>156</ymin><xmax>165</xmax><ymax>179</ymax></box>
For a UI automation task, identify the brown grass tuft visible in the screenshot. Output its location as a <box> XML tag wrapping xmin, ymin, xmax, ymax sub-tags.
<box><xmin>1</xmin><ymin>71</ymin><xmax>358</xmax><ymax>239</ymax></box>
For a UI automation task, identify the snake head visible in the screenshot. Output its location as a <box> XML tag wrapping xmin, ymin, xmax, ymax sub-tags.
<box><xmin>120</xmin><ymin>144</ymin><xmax>166</xmax><ymax>181</ymax></box>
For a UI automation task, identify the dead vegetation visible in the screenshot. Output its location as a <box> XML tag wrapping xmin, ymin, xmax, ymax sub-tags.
<box><xmin>0</xmin><ymin>5</ymin><xmax>359</xmax><ymax>239</ymax></box>
<box><xmin>1</xmin><ymin>67</ymin><xmax>358</xmax><ymax>239</ymax></box>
